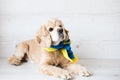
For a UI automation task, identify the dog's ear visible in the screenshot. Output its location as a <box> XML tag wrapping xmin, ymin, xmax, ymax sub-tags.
<box><xmin>64</xmin><ymin>28</ymin><xmax>69</xmax><ymax>41</ymax></box>
<box><xmin>35</xmin><ymin>25</ymin><xmax>51</xmax><ymax>47</ymax></box>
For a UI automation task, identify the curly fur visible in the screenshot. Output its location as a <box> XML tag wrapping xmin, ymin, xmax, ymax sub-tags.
<box><xmin>8</xmin><ymin>18</ymin><xmax>91</xmax><ymax>79</ymax></box>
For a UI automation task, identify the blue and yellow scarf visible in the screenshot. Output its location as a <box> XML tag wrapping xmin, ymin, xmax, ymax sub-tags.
<box><xmin>44</xmin><ymin>39</ymin><xmax>78</xmax><ymax>63</ymax></box>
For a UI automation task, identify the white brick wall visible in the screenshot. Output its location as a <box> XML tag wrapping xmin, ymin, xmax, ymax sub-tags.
<box><xmin>0</xmin><ymin>0</ymin><xmax>120</xmax><ymax>59</ymax></box>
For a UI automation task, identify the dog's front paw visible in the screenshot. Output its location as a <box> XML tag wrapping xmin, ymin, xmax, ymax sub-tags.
<box><xmin>78</xmin><ymin>67</ymin><xmax>91</xmax><ymax>77</ymax></box>
<box><xmin>58</xmin><ymin>71</ymin><xmax>72</xmax><ymax>79</ymax></box>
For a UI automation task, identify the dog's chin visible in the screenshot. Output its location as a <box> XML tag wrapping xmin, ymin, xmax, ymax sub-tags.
<box><xmin>52</xmin><ymin>36</ymin><xmax>65</xmax><ymax>46</ymax></box>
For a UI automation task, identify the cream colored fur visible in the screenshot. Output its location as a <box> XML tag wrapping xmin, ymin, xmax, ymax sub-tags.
<box><xmin>8</xmin><ymin>18</ymin><xmax>91</xmax><ymax>79</ymax></box>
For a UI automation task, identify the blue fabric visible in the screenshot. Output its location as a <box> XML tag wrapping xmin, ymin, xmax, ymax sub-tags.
<box><xmin>51</xmin><ymin>39</ymin><xmax>75</xmax><ymax>59</ymax></box>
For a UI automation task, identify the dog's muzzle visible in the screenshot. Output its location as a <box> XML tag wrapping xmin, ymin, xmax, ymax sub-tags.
<box><xmin>57</xmin><ymin>29</ymin><xmax>64</xmax><ymax>39</ymax></box>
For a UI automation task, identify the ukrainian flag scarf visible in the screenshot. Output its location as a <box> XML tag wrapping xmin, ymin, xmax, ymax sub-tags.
<box><xmin>44</xmin><ymin>39</ymin><xmax>78</xmax><ymax>63</ymax></box>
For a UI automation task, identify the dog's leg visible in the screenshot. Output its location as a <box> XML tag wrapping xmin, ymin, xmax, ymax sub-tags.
<box><xmin>8</xmin><ymin>42</ymin><xmax>29</xmax><ymax>66</ymax></box>
<box><xmin>66</xmin><ymin>63</ymin><xmax>91</xmax><ymax>77</ymax></box>
<box><xmin>40</xmin><ymin>64</ymin><xmax>72</xmax><ymax>79</ymax></box>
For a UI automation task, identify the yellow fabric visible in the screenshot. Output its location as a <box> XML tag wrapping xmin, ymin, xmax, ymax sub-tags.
<box><xmin>44</xmin><ymin>48</ymin><xmax>57</xmax><ymax>52</ymax></box>
<box><xmin>44</xmin><ymin>48</ymin><xmax>78</xmax><ymax>63</ymax></box>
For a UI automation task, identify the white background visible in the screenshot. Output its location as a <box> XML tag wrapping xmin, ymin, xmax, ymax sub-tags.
<box><xmin>0</xmin><ymin>0</ymin><xmax>120</xmax><ymax>59</ymax></box>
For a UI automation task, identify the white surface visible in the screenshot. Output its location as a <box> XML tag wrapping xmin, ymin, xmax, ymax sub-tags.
<box><xmin>0</xmin><ymin>58</ymin><xmax>120</xmax><ymax>80</ymax></box>
<box><xmin>0</xmin><ymin>0</ymin><xmax>120</xmax><ymax>59</ymax></box>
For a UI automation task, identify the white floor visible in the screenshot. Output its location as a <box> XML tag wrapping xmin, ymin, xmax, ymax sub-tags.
<box><xmin>0</xmin><ymin>58</ymin><xmax>120</xmax><ymax>80</ymax></box>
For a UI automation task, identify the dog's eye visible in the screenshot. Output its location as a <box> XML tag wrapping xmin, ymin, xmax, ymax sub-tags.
<box><xmin>49</xmin><ymin>28</ymin><xmax>53</xmax><ymax>32</ymax></box>
<box><xmin>59</xmin><ymin>25</ymin><xmax>62</xmax><ymax>27</ymax></box>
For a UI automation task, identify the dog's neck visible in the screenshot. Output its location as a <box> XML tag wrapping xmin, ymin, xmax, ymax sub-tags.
<box><xmin>51</xmin><ymin>39</ymin><xmax>70</xmax><ymax>49</ymax></box>
<box><xmin>52</xmin><ymin>41</ymin><xmax>61</xmax><ymax>46</ymax></box>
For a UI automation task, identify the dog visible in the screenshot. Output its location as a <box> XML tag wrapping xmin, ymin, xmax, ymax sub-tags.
<box><xmin>8</xmin><ymin>18</ymin><xmax>91</xmax><ymax>79</ymax></box>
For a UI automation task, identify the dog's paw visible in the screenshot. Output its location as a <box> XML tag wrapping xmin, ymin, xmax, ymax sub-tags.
<box><xmin>8</xmin><ymin>55</ymin><xmax>21</xmax><ymax>66</ymax></box>
<box><xmin>78</xmin><ymin>67</ymin><xmax>91</xmax><ymax>77</ymax></box>
<box><xmin>58</xmin><ymin>71</ymin><xmax>72</xmax><ymax>79</ymax></box>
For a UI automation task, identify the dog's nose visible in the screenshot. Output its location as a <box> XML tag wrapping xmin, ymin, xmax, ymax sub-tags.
<box><xmin>58</xmin><ymin>29</ymin><xmax>63</xmax><ymax>33</ymax></box>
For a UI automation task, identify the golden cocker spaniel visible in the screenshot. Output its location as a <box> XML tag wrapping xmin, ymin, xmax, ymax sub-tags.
<box><xmin>8</xmin><ymin>18</ymin><xmax>91</xmax><ymax>79</ymax></box>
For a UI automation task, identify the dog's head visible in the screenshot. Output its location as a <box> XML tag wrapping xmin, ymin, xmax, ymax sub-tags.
<box><xmin>36</xmin><ymin>18</ymin><xmax>69</xmax><ymax>47</ymax></box>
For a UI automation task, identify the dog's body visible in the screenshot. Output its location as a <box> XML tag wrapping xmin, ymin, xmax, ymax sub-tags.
<box><xmin>8</xmin><ymin>18</ymin><xmax>91</xmax><ymax>79</ymax></box>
